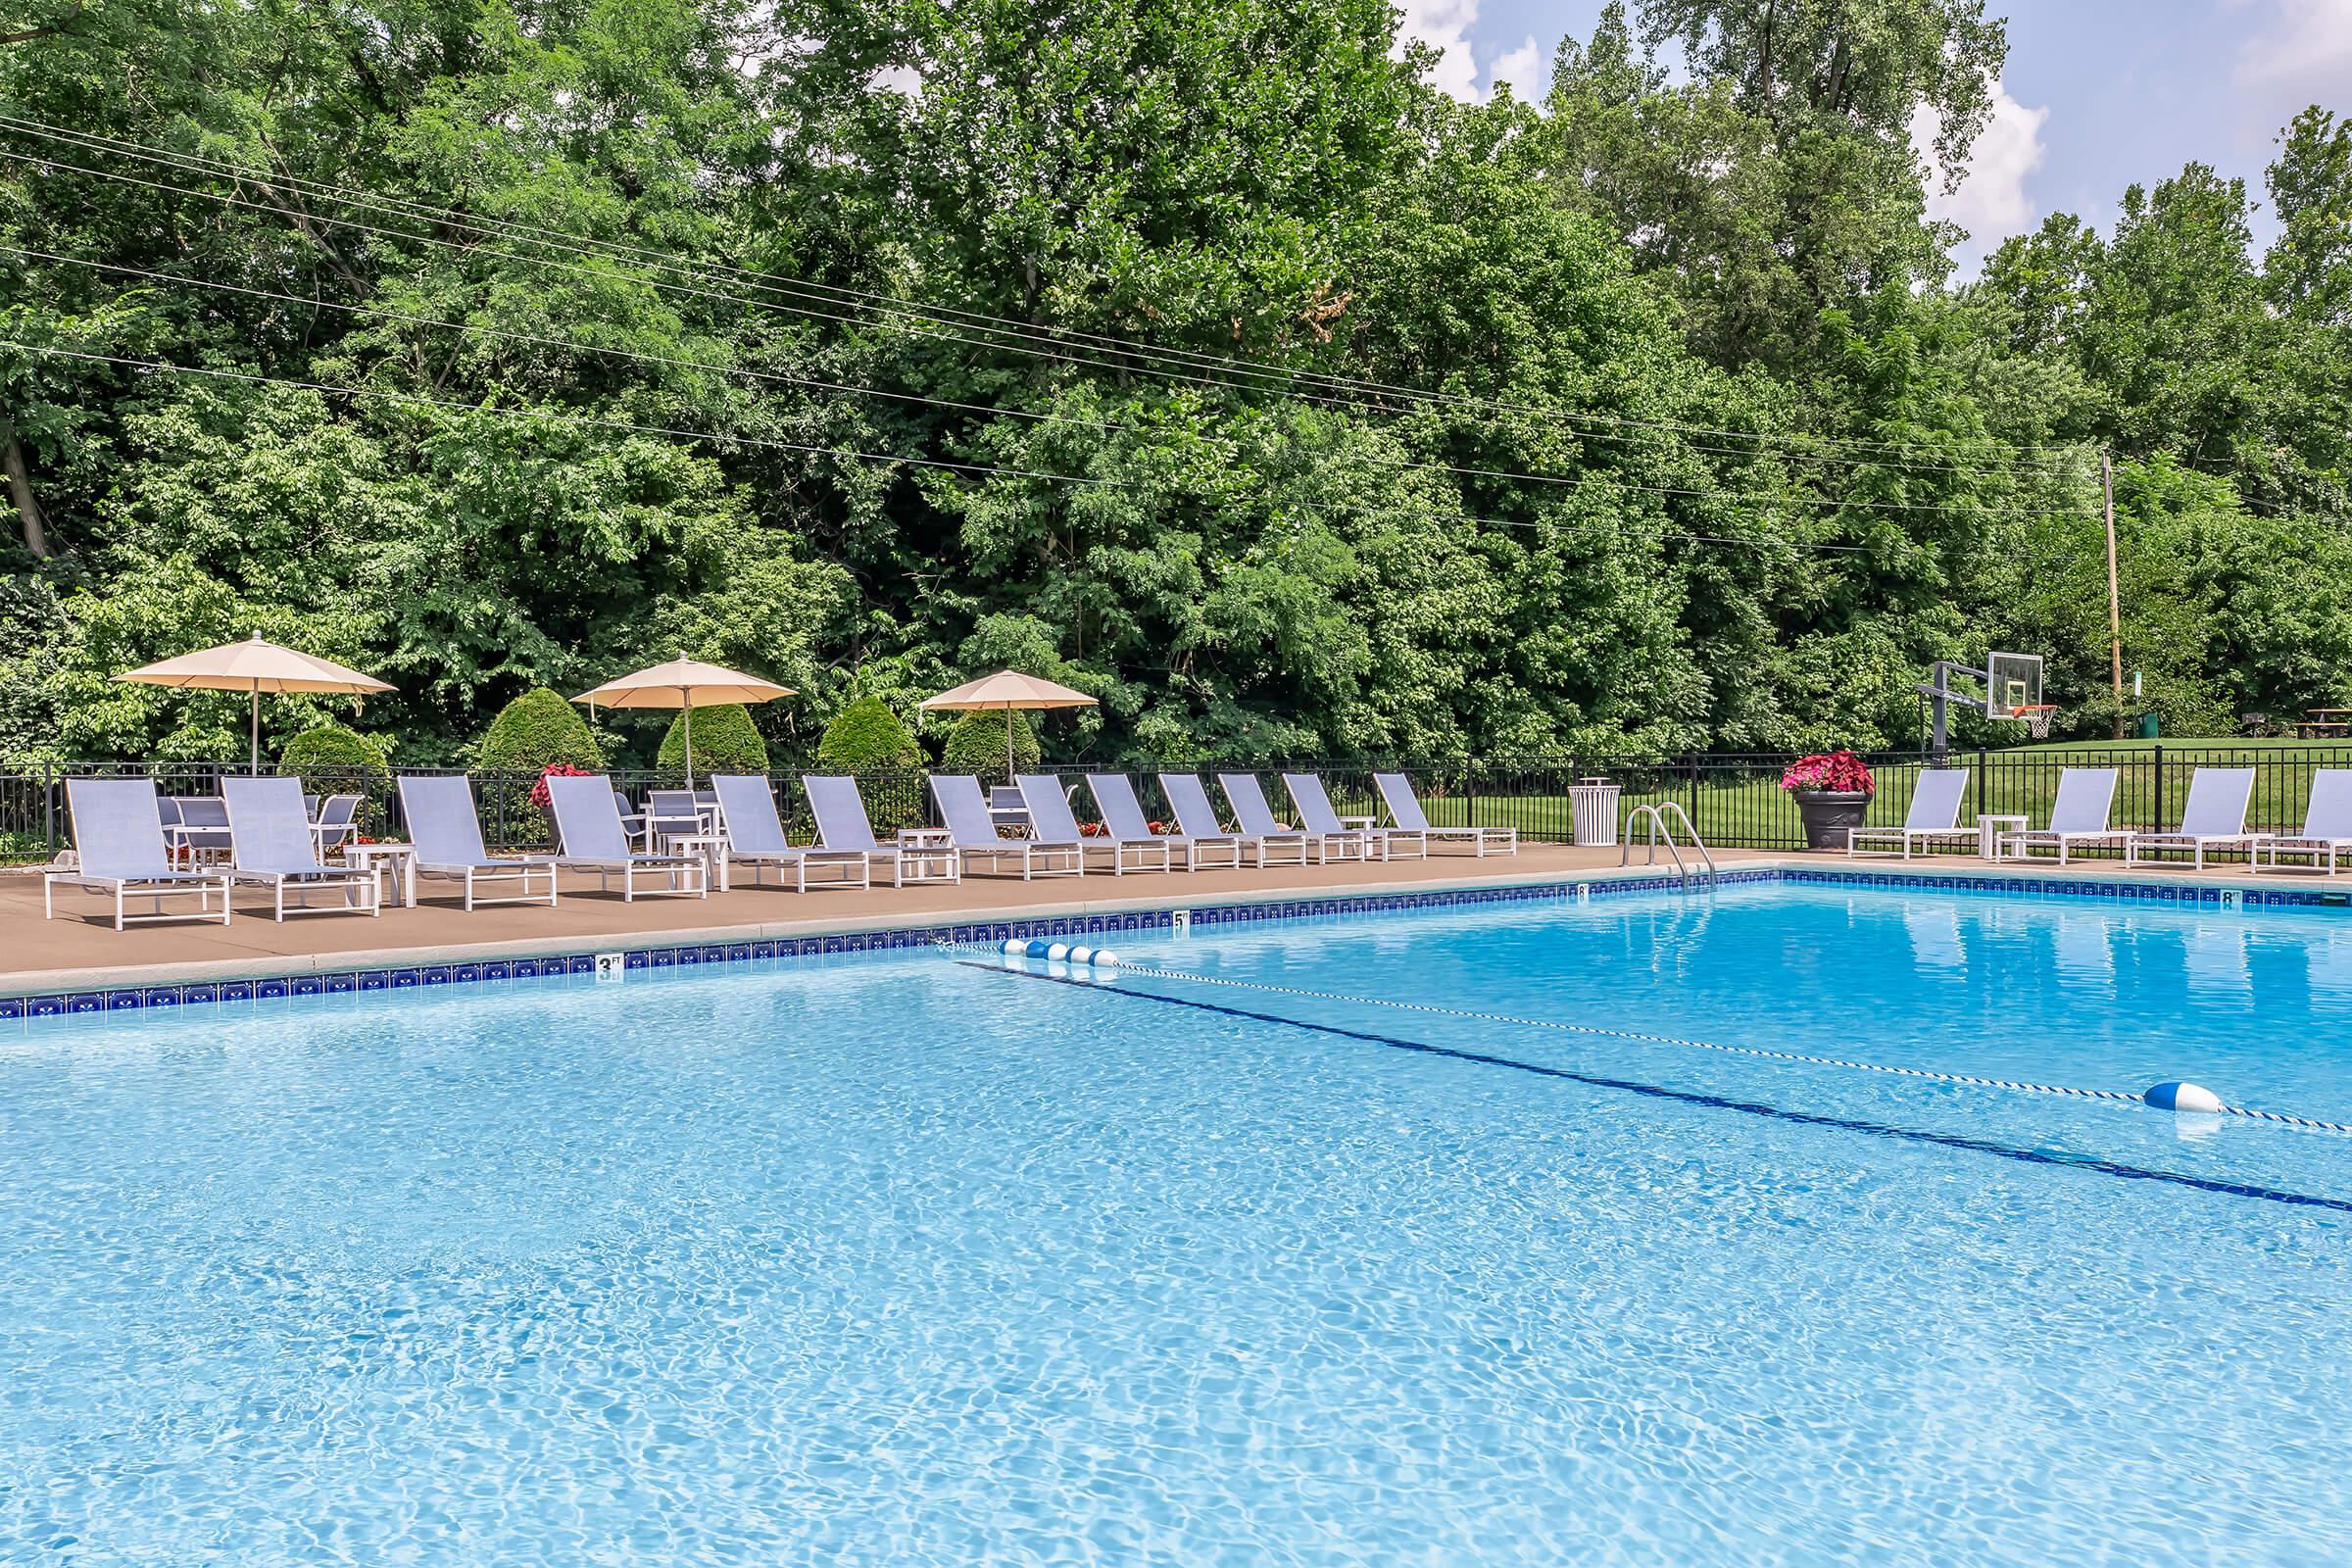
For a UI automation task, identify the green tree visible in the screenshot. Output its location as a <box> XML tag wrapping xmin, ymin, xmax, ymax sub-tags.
<box><xmin>658</xmin><ymin>703</ymin><xmax>768</xmax><ymax>778</ymax></box>
<box><xmin>478</xmin><ymin>689</ymin><xmax>603</xmax><ymax>773</ymax></box>
<box><xmin>816</xmin><ymin>696</ymin><xmax>924</xmax><ymax>769</ymax></box>
<box><xmin>940</xmin><ymin>710</ymin><xmax>1042</xmax><ymax>785</ymax></box>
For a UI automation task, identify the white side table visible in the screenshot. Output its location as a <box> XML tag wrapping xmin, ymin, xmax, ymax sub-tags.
<box><xmin>345</xmin><ymin>843</ymin><xmax>418</xmax><ymax>907</ymax></box>
<box><xmin>1978</xmin><ymin>814</ymin><xmax>2029</xmax><ymax>861</ymax></box>
<box><xmin>667</xmin><ymin>833</ymin><xmax>730</xmax><ymax>894</ymax></box>
<box><xmin>896</xmin><ymin>827</ymin><xmax>960</xmax><ymax>884</ymax></box>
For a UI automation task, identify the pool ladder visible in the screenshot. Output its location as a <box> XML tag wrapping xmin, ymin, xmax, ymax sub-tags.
<box><xmin>1621</xmin><ymin>803</ymin><xmax>1716</xmax><ymax>889</ymax></box>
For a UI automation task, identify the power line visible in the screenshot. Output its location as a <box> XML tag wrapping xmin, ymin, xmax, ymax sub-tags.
<box><xmin>0</xmin><ymin>116</ymin><xmax>2075</xmax><ymax>479</ymax></box>
<box><xmin>2</xmin><ymin>340</ymin><xmax>1117</xmax><ymax>484</ymax></box>
<box><xmin>6</xmin><ymin>242</ymin><xmax>2073</xmax><ymax>519</ymax></box>
<box><xmin>5</xmin><ymin>340</ymin><xmax>1887</xmax><ymax>556</ymax></box>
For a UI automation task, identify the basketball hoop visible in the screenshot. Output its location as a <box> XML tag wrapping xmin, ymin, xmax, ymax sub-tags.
<box><xmin>2013</xmin><ymin>704</ymin><xmax>2058</xmax><ymax>741</ymax></box>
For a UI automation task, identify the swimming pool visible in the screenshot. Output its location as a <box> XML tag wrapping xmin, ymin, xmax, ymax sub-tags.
<box><xmin>3</xmin><ymin>880</ymin><xmax>2347</xmax><ymax>1564</ymax></box>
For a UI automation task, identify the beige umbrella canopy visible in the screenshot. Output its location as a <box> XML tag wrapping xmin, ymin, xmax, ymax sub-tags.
<box><xmin>571</xmin><ymin>655</ymin><xmax>794</xmax><ymax>786</ymax></box>
<box><xmin>918</xmin><ymin>669</ymin><xmax>1099</xmax><ymax>779</ymax></box>
<box><xmin>117</xmin><ymin>632</ymin><xmax>395</xmax><ymax>774</ymax></box>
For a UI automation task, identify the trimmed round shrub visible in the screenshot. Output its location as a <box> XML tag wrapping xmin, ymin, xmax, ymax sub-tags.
<box><xmin>940</xmin><ymin>709</ymin><xmax>1041</xmax><ymax>785</ymax></box>
<box><xmin>816</xmin><ymin>696</ymin><xmax>923</xmax><ymax>770</ymax></box>
<box><xmin>279</xmin><ymin>721</ymin><xmax>391</xmax><ymax>795</ymax></box>
<box><xmin>279</xmin><ymin>722</ymin><xmax>392</xmax><ymax>832</ymax></box>
<box><xmin>658</xmin><ymin>703</ymin><xmax>769</xmax><ymax>778</ymax></box>
<box><xmin>478</xmin><ymin>687</ymin><xmax>603</xmax><ymax>774</ymax></box>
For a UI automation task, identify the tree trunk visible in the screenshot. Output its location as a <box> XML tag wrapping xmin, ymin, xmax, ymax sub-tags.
<box><xmin>0</xmin><ymin>417</ymin><xmax>49</xmax><ymax>559</ymax></box>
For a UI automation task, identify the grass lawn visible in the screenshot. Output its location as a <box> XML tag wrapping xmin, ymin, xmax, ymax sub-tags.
<box><xmin>1386</xmin><ymin>737</ymin><xmax>2352</xmax><ymax>849</ymax></box>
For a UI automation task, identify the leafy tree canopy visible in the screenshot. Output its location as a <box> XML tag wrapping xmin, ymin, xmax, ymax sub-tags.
<box><xmin>0</xmin><ymin>0</ymin><xmax>2344</xmax><ymax>763</ymax></box>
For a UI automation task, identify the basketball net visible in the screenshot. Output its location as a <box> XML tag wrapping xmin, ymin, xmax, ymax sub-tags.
<box><xmin>2014</xmin><ymin>704</ymin><xmax>2057</xmax><ymax>741</ymax></box>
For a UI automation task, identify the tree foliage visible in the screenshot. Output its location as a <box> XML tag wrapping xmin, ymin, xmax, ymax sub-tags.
<box><xmin>657</xmin><ymin>703</ymin><xmax>769</xmax><ymax>778</ymax></box>
<box><xmin>0</xmin><ymin>0</ymin><xmax>2344</xmax><ymax>764</ymax></box>
<box><xmin>816</xmin><ymin>696</ymin><xmax>924</xmax><ymax>769</ymax></box>
<box><xmin>939</xmin><ymin>710</ymin><xmax>1042</xmax><ymax>785</ymax></box>
<box><xmin>477</xmin><ymin>688</ymin><xmax>604</xmax><ymax>775</ymax></box>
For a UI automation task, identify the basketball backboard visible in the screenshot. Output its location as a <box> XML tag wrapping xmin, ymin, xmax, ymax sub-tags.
<box><xmin>1984</xmin><ymin>652</ymin><xmax>2044</xmax><ymax>720</ymax></box>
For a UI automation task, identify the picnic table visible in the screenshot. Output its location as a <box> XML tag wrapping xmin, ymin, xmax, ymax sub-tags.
<box><xmin>2300</xmin><ymin>709</ymin><xmax>2352</xmax><ymax>738</ymax></box>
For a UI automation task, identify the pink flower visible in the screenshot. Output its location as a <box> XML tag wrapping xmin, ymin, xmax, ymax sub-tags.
<box><xmin>1780</xmin><ymin>751</ymin><xmax>1876</xmax><ymax>796</ymax></box>
<box><xmin>530</xmin><ymin>762</ymin><xmax>596</xmax><ymax>810</ymax></box>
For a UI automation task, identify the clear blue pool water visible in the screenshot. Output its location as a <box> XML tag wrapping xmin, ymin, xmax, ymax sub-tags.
<box><xmin>4</xmin><ymin>881</ymin><xmax>2350</xmax><ymax>1565</ymax></box>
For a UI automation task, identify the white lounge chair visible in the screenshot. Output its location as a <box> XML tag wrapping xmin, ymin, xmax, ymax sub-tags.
<box><xmin>1284</xmin><ymin>772</ymin><xmax>1419</xmax><ymax>861</ymax></box>
<box><xmin>310</xmin><ymin>792</ymin><xmax>365</xmax><ymax>858</ymax></box>
<box><xmin>1018</xmin><ymin>772</ymin><xmax>1169</xmax><ymax>874</ymax></box>
<box><xmin>2126</xmin><ymin>767</ymin><xmax>2267</xmax><ymax>870</ymax></box>
<box><xmin>1214</xmin><ymin>773</ymin><xmax>1320</xmax><ymax>864</ymax></box>
<box><xmin>931</xmin><ymin>773</ymin><xmax>1083</xmax><ymax>879</ymax></box>
<box><xmin>2254</xmin><ymin>769</ymin><xmax>2352</xmax><ymax>875</ymax></box>
<box><xmin>46</xmin><ymin>777</ymin><xmax>234</xmax><ymax>929</ymax></box>
<box><xmin>1372</xmin><ymin>772</ymin><xmax>1516</xmax><ymax>856</ymax></box>
<box><xmin>398</xmin><ymin>774</ymin><xmax>559</xmax><ymax>909</ymax></box>
<box><xmin>1847</xmin><ymin>768</ymin><xmax>1979</xmax><ymax>859</ymax></box>
<box><xmin>643</xmin><ymin>789</ymin><xmax>710</xmax><ymax>850</ymax></box>
<box><xmin>806</xmin><ymin>775</ymin><xmax>959</xmax><ymax>887</ymax></box>
<box><xmin>1162</xmin><ymin>772</ymin><xmax>1295</xmax><ymax>866</ymax></box>
<box><xmin>1997</xmin><ymin>768</ymin><xmax>2125</xmax><ymax>865</ymax></box>
<box><xmin>546</xmin><ymin>773</ymin><xmax>707</xmax><ymax>901</ymax></box>
<box><xmin>222</xmin><ymin>775</ymin><xmax>383</xmax><ymax>920</ymax></box>
<box><xmin>165</xmin><ymin>794</ymin><xmax>233</xmax><ymax>864</ymax></box>
<box><xmin>1089</xmin><ymin>773</ymin><xmax>1234</xmax><ymax>870</ymax></box>
<box><xmin>703</xmin><ymin>774</ymin><xmax>871</xmax><ymax>892</ymax></box>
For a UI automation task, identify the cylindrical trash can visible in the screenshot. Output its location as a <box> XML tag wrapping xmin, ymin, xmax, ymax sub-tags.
<box><xmin>1567</xmin><ymin>778</ymin><xmax>1622</xmax><ymax>847</ymax></box>
<box><xmin>2137</xmin><ymin>712</ymin><xmax>2160</xmax><ymax>740</ymax></box>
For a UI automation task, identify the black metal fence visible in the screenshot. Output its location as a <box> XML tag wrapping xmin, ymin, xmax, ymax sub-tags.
<box><xmin>6</xmin><ymin>746</ymin><xmax>2352</xmax><ymax>861</ymax></box>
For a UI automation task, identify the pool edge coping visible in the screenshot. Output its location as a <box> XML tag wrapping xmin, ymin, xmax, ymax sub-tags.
<box><xmin>3</xmin><ymin>856</ymin><xmax>2341</xmax><ymax>1023</ymax></box>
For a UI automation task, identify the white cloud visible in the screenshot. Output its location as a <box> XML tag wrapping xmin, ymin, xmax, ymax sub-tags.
<box><xmin>1485</xmin><ymin>35</ymin><xmax>1549</xmax><ymax>101</ymax></box>
<box><xmin>1393</xmin><ymin>0</ymin><xmax>1483</xmax><ymax>101</ymax></box>
<box><xmin>868</xmin><ymin>63</ymin><xmax>923</xmax><ymax>97</ymax></box>
<box><xmin>1393</xmin><ymin>0</ymin><xmax>1549</xmax><ymax>104</ymax></box>
<box><xmin>1914</xmin><ymin>77</ymin><xmax>2049</xmax><ymax>271</ymax></box>
<box><xmin>2234</xmin><ymin>0</ymin><xmax>2352</xmax><ymax>113</ymax></box>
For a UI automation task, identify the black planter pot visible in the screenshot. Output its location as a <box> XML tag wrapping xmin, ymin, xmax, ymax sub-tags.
<box><xmin>1791</xmin><ymin>789</ymin><xmax>1871</xmax><ymax>851</ymax></box>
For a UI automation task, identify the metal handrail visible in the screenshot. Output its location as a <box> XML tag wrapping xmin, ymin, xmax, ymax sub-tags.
<box><xmin>1621</xmin><ymin>802</ymin><xmax>1716</xmax><ymax>887</ymax></box>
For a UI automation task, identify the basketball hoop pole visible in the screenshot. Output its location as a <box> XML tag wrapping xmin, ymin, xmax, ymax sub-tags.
<box><xmin>1920</xmin><ymin>661</ymin><xmax>1983</xmax><ymax>760</ymax></box>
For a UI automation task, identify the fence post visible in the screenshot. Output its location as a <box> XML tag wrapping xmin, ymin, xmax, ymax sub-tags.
<box><xmin>42</xmin><ymin>760</ymin><xmax>54</xmax><ymax>857</ymax></box>
<box><xmin>1975</xmin><ymin>747</ymin><xmax>1986</xmax><ymax>821</ymax></box>
<box><xmin>1688</xmin><ymin>757</ymin><xmax>1700</xmax><ymax>838</ymax></box>
<box><xmin>2153</xmin><ymin>743</ymin><xmax>2165</xmax><ymax>830</ymax></box>
<box><xmin>1462</xmin><ymin>761</ymin><xmax>1479</xmax><ymax>840</ymax></box>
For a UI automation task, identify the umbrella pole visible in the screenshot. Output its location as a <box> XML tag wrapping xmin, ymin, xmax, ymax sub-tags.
<box><xmin>250</xmin><ymin>684</ymin><xmax>261</xmax><ymax>775</ymax></box>
<box><xmin>683</xmin><ymin>688</ymin><xmax>694</xmax><ymax>789</ymax></box>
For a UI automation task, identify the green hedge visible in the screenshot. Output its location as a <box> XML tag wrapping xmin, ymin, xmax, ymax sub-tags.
<box><xmin>659</xmin><ymin>703</ymin><xmax>769</xmax><ymax>778</ymax></box>
<box><xmin>816</xmin><ymin>696</ymin><xmax>923</xmax><ymax>769</ymax></box>
<box><xmin>479</xmin><ymin>688</ymin><xmax>603</xmax><ymax>773</ymax></box>
<box><xmin>940</xmin><ymin>709</ymin><xmax>1041</xmax><ymax>785</ymax></box>
<box><xmin>279</xmin><ymin>722</ymin><xmax>392</xmax><ymax>829</ymax></box>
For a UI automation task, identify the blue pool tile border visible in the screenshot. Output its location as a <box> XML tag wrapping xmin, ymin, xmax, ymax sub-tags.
<box><xmin>1</xmin><ymin>861</ymin><xmax>2333</xmax><ymax>1030</ymax></box>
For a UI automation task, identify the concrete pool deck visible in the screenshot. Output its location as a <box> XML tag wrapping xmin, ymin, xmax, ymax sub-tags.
<box><xmin>2</xmin><ymin>842</ymin><xmax>2338</xmax><ymax>1001</ymax></box>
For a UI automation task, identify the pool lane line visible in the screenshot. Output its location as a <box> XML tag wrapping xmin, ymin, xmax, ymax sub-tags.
<box><xmin>1084</xmin><ymin>960</ymin><xmax>2352</xmax><ymax>1140</ymax></box>
<box><xmin>960</xmin><ymin>962</ymin><xmax>2352</xmax><ymax>1217</ymax></box>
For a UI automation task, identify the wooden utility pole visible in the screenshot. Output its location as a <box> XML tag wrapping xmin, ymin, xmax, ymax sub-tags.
<box><xmin>2103</xmin><ymin>452</ymin><xmax>2124</xmax><ymax>738</ymax></box>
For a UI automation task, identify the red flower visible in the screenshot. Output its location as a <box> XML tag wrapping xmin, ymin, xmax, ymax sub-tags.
<box><xmin>1781</xmin><ymin>751</ymin><xmax>1876</xmax><ymax>796</ymax></box>
<box><xmin>530</xmin><ymin>761</ymin><xmax>596</xmax><ymax>810</ymax></box>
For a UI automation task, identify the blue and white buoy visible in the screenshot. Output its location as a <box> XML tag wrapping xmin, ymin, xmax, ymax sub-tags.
<box><xmin>2143</xmin><ymin>1081</ymin><xmax>2226</xmax><ymax>1114</ymax></box>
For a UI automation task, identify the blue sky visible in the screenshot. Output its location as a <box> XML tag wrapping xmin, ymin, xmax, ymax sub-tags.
<box><xmin>1397</xmin><ymin>0</ymin><xmax>2352</xmax><ymax>273</ymax></box>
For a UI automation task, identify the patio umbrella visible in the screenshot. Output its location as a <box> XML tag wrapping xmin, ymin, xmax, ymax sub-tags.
<box><xmin>917</xmin><ymin>669</ymin><xmax>1099</xmax><ymax>780</ymax></box>
<box><xmin>571</xmin><ymin>655</ymin><xmax>794</xmax><ymax>787</ymax></box>
<box><xmin>116</xmin><ymin>632</ymin><xmax>395</xmax><ymax>774</ymax></box>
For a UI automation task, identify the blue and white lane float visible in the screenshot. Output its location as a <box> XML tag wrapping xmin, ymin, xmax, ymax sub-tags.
<box><xmin>1061</xmin><ymin>959</ymin><xmax>2352</xmax><ymax>1137</ymax></box>
<box><xmin>1002</xmin><ymin>937</ymin><xmax>1121</xmax><ymax>968</ymax></box>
